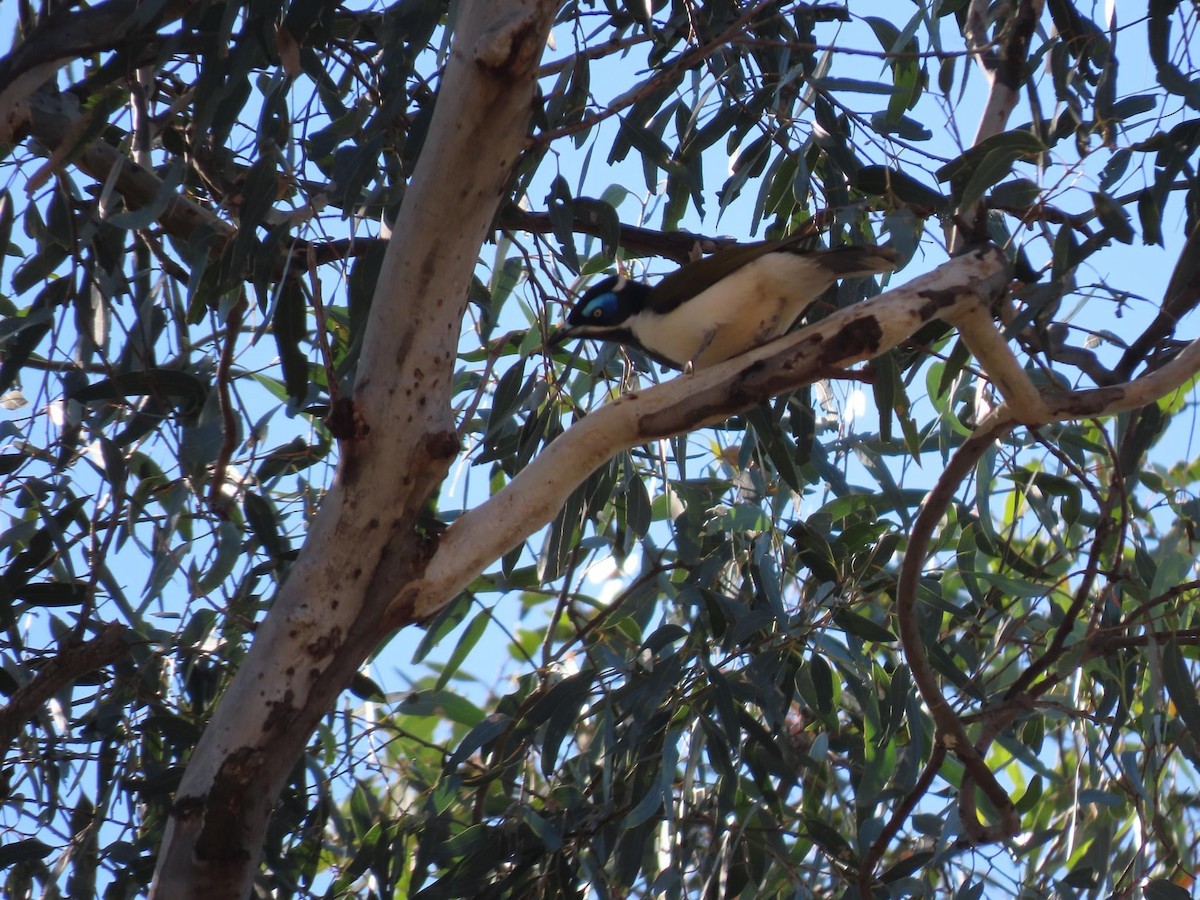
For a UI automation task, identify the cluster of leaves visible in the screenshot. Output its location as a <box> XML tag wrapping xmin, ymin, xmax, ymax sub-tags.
<box><xmin>0</xmin><ymin>0</ymin><xmax>1199</xmax><ymax>897</ymax></box>
<box><xmin>340</xmin><ymin>364</ymin><xmax>1200</xmax><ymax>898</ymax></box>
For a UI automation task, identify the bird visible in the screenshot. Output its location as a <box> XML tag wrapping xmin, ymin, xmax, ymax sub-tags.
<box><xmin>550</xmin><ymin>237</ymin><xmax>900</xmax><ymax>371</ymax></box>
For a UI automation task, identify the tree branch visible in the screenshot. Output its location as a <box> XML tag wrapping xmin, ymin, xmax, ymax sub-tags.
<box><xmin>0</xmin><ymin>622</ymin><xmax>131</xmax><ymax>758</ymax></box>
<box><xmin>895</xmin><ymin>417</ymin><xmax>1023</xmax><ymax>844</ymax></box>
<box><xmin>953</xmin><ymin>0</ymin><xmax>1047</xmax><ymax>251</ymax></box>
<box><xmin>0</xmin><ymin>0</ymin><xmax>187</xmax><ymax>140</ymax></box>
<box><xmin>402</xmin><ymin>247</ymin><xmax>1013</xmax><ymax>623</ymax></box>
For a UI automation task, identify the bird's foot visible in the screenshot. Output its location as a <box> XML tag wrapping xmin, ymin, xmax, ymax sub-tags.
<box><xmin>685</xmin><ymin>328</ymin><xmax>718</xmax><ymax>373</ymax></box>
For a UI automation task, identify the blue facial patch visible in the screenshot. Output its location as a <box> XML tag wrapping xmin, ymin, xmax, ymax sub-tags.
<box><xmin>581</xmin><ymin>292</ymin><xmax>618</xmax><ymax>322</ymax></box>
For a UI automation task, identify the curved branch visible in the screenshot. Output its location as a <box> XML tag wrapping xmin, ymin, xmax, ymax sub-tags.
<box><xmin>895</xmin><ymin>417</ymin><xmax>1023</xmax><ymax>843</ymax></box>
<box><xmin>893</xmin><ymin>290</ymin><xmax>1200</xmax><ymax>844</ymax></box>
<box><xmin>402</xmin><ymin>247</ymin><xmax>1013</xmax><ymax>623</ymax></box>
<box><xmin>857</xmin><ymin>743</ymin><xmax>947</xmax><ymax>896</ymax></box>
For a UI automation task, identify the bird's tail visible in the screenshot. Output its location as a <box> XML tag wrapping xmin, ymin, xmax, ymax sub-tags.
<box><xmin>814</xmin><ymin>245</ymin><xmax>900</xmax><ymax>278</ymax></box>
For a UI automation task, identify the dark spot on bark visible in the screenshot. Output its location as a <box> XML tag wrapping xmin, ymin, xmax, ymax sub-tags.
<box><xmin>171</xmin><ymin>794</ymin><xmax>205</xmax><ymax>821</ymax></box>
<box><xmin>262</xmin><ymin>692</ymin><xmax>296</xmax><ymax>734</ymax></box>
<box><xmin>325</xmin><ymin>397</ymin><xmax>362</xmax><ymax>440</ymax></box>
<box><xmin>352</xmin><ymin>567</ymin><xmax>362</xmax><ymax>578</ymax></box>
<box><xmin>307</xmin><ymin>627</ymin><xmax>343</xmax><ymax>659</ymax></box>
<box><xmin>820</xmin><ymin>316</ymin><xmax>885</xmax><ymax>362</ymax></box>
<box><xmin>368</xmin><ymin>517</ymin><xmax>379</xmax><ymax>529</ymax></box>
<box><xmin>196</xmin><ymin>749</ymin><xmax>259</xmax><ymax>859</ymax></box>
<box><xmin>425</xmin><ymin>430</ymin><xmax>460</xmax><ymax>461</ymax></box>
<box><xmin>916</xmin><ymin>288</ymin><xmax>962</xmax><ymax>321</ymax></box>
<box><xmin>419</xmin><ymin>253</ymin><xmax>437</xmax><ymax>292</ymax></box>
<box><xmin>286</xmin><ymin>666</ymin><xmax>295</xmax><ymax>676</ymax></box>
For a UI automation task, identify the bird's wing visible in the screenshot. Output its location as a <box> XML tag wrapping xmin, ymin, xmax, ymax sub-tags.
<box><xmin>646</xmin><ymin>234</ymin><xmax>811</xmax><ymax>313</ymax></box>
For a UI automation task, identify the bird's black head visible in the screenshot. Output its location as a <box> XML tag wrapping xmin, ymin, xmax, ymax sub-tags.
<box><xmin>565</xmin><ymin>275</ymin><xmax>650</xmax><ymax>328</ymax></box>
<box><xmin>549</xmin><ymin>275</ymin><xmax>653</xmax><ymax>354</ymax></box>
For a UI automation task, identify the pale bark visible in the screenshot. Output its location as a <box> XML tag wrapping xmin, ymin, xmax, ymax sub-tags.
<box><xmin>952</xmin><ymin>0</ymin><xmax>1047</xmax><ymax>252</ymax></box>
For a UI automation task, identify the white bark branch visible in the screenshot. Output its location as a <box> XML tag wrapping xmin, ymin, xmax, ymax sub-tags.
<box><xmin>403</xmin><ymin>247</ymin><xmax>1013</xmax><ymax>620</ymax></box>
<box><xmin>953</xmin><ymin>0</ymin><xmax>1047</xmax><ymax>252</ymax></box>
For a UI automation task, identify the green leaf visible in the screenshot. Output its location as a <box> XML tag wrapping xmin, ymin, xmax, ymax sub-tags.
<box><xmin>272</xmin><ymin>280</ymin><xmax>309</xmax><ymax>403</ymax></box>
<box><xmin>802</xmin><ymin>816</ymin><xmax>856</xmax><ymax>862</ymax></box>
<box><xmin>936</xmin><ymin>131</ymin><xmax>1046</xmax><ymax>207</ymax></box>
<box><xmin>0</xmin><ymin>191</ymin><xmax>13</xmax><ymax>288</ymax></box>
<box><xmin>809</xmin><ymin>77</ymin><xmax>900</xmax><ymax>95</ymax></box>
<box><xmin>1138</xmin><ymin>190</ymin><xmax>1164</xmax><ymax>246</ymax></box>
<box><xmin>521</xmin><ymin>807</ymin><xmax>563</xmax><ymax>851</ymax></box>
<box><xmin>397</xmin><ymin>689</ymin><xmax>484</xmax><ymax>727</ymax></box>
<box><xmin>1161</xmin><ymin>640</ymin><xmax>1200</xmax><ymax>746</ymax></box>
<box><xmin>539</xmin><ymin>671</ymin><xmax>595</xmax><ymax>776</ymax></box>
<box><xmin>546</xmin><ymin>176</ymin><xmax>580</xmax><ymax>272</ymax></box>
<box><xmin>16</xmin><ymin>580</ymin><xmax>89</xmax><ymax>607</ymax></box>
<box><xmin>1143</xmin><ymin>879</ymin><xmax>1193</xmax><ymax>900</ymax></box>
<box><xmin>1091</xmin><ymin>191</ymin><xmax>1134</xmax><ymax>244</ymax></box>
<box><xmin>243</xmin><ymin>491</ymin><xmax>287</xmax><ymax>560</ymax></box>
<box><xmin>75</xmin><ymin>368</ymin><xmax>209</xmax><ymax>415</ymax></box>
<box><xmin>832</xmin><ymin>608</ymin><xmax>895</xmax><ymax>644</ymax></box>
<box><xmin>990</xmin><ymin>178</ymin><xmax>1041</xmax><ymax>208</ymax></box>
<box><xmin>434</xmin><ymin>609</ymin><xmax>490</xmax><ymax>692</ymax></box>
<box><xmin>956</xmin><ymin>147</ymin><xmax>1016</xmax><ymax>212</ymax></box>
<box><xmin>0</xmin><ymin>838</ymin><xmax>52</xmax><ymax>867</ymax></box>
<box><xmin>411</xmin><ymin>594</ymin><xmax>472</xmax><ymax>664</ymax></box>
<box><xmin>445</xmin><ymin>713</ymin><xmax>511</xmax><ymax>769</ymax></box>
<box><xmin>855</xmin><ymin>166</ymin><xmax>945</xmax><ymax>208</ymax></box>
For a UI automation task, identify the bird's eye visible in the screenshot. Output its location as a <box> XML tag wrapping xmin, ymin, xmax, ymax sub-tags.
<box><xmin>581</xmin><ymin>292</ymin><xmax>618</xmax><ymax>322</ymax></box>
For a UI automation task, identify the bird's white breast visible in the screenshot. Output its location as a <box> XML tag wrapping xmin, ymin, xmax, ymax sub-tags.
<box><xmin>629</xmin><ymin>253</ymin><xmax>840</xmax><ymax>368</ymax></box>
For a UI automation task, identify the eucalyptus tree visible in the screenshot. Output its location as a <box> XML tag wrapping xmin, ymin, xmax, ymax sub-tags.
<box><xmin>1</xmin><ymin>1</ymin><xmax>1199</xmax><ymax>898</ymax></box>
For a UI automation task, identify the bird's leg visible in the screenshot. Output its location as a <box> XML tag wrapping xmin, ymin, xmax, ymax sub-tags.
<box><xmin>685</xmin><ymin>327</ymin><xmax>718</xmax><ymax>374</ymax></box>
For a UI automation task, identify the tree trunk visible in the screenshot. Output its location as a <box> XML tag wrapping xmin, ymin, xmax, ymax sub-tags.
<box><xmin>149</xmin><ymin>2</ymin><xmax>558</xmax><ymax>895</ymax></box>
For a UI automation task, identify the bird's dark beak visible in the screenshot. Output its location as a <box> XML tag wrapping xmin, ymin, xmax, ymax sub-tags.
<box><xmin>549</xmin><ymin>323</ymin><xmax>610</xmax><ymax>347</ymax></box>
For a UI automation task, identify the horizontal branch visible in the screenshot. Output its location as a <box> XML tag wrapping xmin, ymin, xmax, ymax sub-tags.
<box><xmin>0</xmin><ymin>623</ymin><xmax>131</xmax><ymax>757</ymax></box>
<box><xmin>10</xmin><ymin>88</ymin><xmax>235</xmax><ymax>244</ymax></box>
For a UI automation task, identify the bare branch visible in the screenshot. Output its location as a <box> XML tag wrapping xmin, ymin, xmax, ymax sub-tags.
<box><xmin>0</xmin><ymin>623</ymin><xmax>131</xmax><ymax>758</ymax></box>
